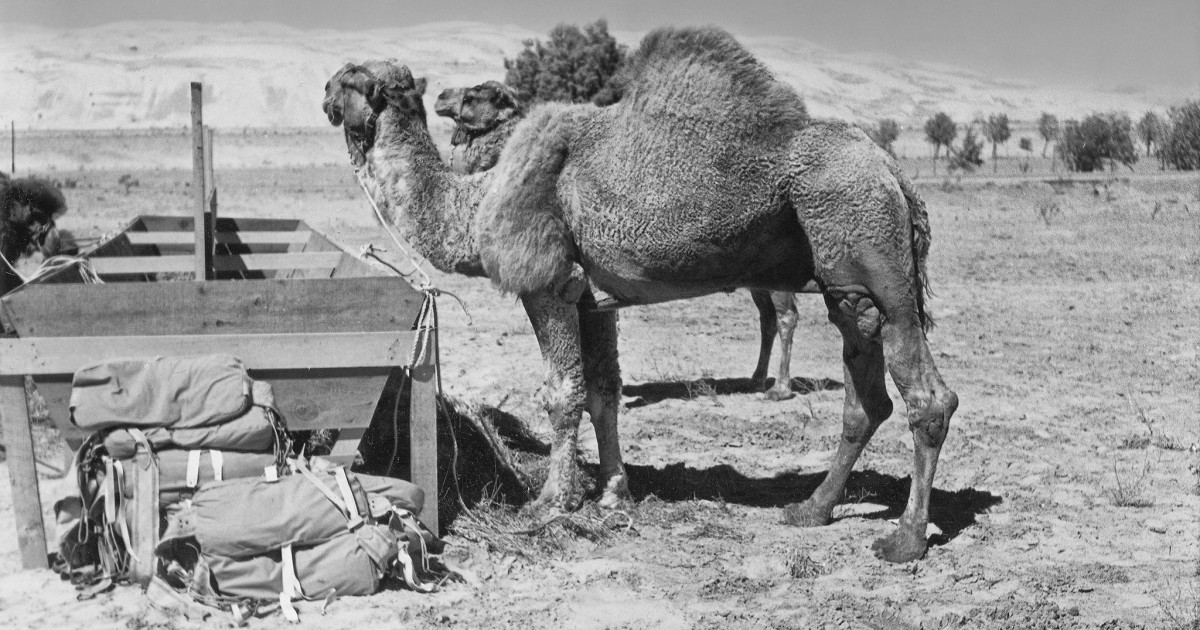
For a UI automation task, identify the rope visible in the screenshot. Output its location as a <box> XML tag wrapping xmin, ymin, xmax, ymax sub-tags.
<box><xmin>1</xmin><ymin>253</ymin><xmax>103</xmax><ymax>286</ymax></box>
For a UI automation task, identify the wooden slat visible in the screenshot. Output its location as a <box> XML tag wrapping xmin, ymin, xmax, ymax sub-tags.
<box><xmin>262</xmin><ymin>369</ymin><xmax>391</xmax><ymax>431</ymax></box>
<box><xmin>212</xmin><ymin>252</ymin><xmax>344</xmax><ymax>272</ymax></box>
<box><xmin>87</xmin><ymin>252</ymin><xmax>346</xmax><ymax>275</ymax></box>
<box><xmin>0</xmin><ymin>331</ymin><xmax>417</xmax><ymax>375</ymax></box>
<box><xmin>3</xmin><ymin>277</ymin><xmax>423</xmax><ymax>337</ymax></box>
<box><xmin>125</xmin><ymin>231</ymin><xmax>314</xmax><ymax>246</ymax></box>
<box><xmin>90</xmin><ymin>256</ymin><xmax>195</xmax><ymax>275</ymax></box>
<box><xmin>0</xmin><ymin>376</ymin><xmax>48</xmax><ymax>569</ymax></box>
<box><xmin>409</xmin><ymin>331</ymin><xmax>439</xmax><ymax>533</ymax></box>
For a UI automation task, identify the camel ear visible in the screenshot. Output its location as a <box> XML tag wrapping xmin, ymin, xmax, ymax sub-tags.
<box><xmin>414</xmin><ymin>77</ymin><xmax>427</xmax><ymax>96</ymax></box>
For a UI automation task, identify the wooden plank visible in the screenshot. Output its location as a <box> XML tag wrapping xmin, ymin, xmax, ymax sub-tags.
<box><xmin>409</xmin><ymin>330</ymin><xmax>439</xmax><ymax>533</ymax></box>
<box><xmin>87</xmin><ymin>252</ymin><xmax>344</xmax><ymax>276</ymax></box>
<box><xmin>124</xmin><ymin>231</ymin><xmax>315</xmax><ymax>246</ymax></box>
<box><xmin>191</xmin><ymin>83</ymin><xmax>212</xmax><ymax>281</ymax></box>
<box><xmin>0</xmin><ymin>331</ymin><xmax>417</xmax><ymax>375</ymax></box>
<box><xmin>2</xmin><ymin>277</ymin><xmax>423</xmax><ymax>337</ymax></box>
<box><xmin>212</xmin><ymin>252</ymin><xmax>344</xmax><ymax>272</ymax></box>
<box><xmin>0</xmin><ymin>376</ymin><xmax>49</xmax><ymax>569</ymax></box>
<box><xmin>90</xmin><ymin>256</ymin><xmax>194</xmax><ymax>275</ymax></box>
<box><xmin>262</xmin><ymin>369</ymin><xmax>391</xmax><ymax>431</ymax></box>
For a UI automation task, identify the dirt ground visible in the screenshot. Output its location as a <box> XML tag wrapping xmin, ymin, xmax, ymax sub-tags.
<box><xmin>0</xmin><ymin>134</ymin><xmax>1198</xmax><ymax>629</ymax></box>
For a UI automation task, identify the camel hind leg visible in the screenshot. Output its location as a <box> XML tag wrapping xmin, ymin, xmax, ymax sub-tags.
<box><xmin>750</xmin><ymin>290</ymin><xmax>800</xmax><ymax>400</ymax></box>
<box><xmin>748</xmin><ymin>290</ymin><xmax>777</xmax><ymax>391</ymax></box>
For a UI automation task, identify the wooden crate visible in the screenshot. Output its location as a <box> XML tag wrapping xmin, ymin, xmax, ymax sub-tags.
<box><xmin>0</xmin><ymin>216</ymin><xmax>440</xmax><ymax>570</ymax></box>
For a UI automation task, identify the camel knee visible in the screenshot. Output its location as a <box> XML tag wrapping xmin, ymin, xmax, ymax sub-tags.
<box><xmin>841</xmin><ymin>295</ymin><xmax>881</xmax><ymax>339</ymax></box>
<box><xmin>540</xmin><ymin>372</ymin><xmax>585</xmax><ymax>431</ymax></box>
<box><xmin>904</xmin><ymin>386</ymin><xmax>958</xmax><ymax>447</ymax></box>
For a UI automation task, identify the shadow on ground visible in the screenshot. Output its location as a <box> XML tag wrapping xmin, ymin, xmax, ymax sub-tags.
<box><xmin>620</xmin><ymin>462</ymin><xmax>1001</xmax><ymax>543</ymax></box>
<box><xmin>623</xmin><ymin>376</ymin><xmax>843</xmax><ymax>407</ymax></box>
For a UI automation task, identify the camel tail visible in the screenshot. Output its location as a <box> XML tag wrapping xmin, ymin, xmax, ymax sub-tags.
<box><xmin>897</xmin><ymin>170</ymin><xmax>933</xmax><ymax>331</ymax></box>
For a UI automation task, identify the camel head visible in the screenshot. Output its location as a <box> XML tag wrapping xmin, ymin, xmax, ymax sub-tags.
<box><xmin>434</xmin><ymin>81</ymin><xmax>523</xmax><ymax>146</ymax></box>
<box><xmin>323</xmin><ymin>60</ymin><xmax>428</xmax><ymax>167</ymax></box>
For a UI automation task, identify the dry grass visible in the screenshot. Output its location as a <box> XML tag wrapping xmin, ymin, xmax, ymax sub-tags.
<box><xmin>449</xmin><ymin>496</ymin><xmax>629</xmax><ymax>562</ymax></box>
<box><xmin>1108</xmin><ymin>459</ymin><xmax>1157</xmax><ymax>508</ymax></box>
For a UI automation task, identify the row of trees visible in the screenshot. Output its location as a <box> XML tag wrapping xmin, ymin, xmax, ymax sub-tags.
<box><xmin>501</xmin><ymin>20</ymin><xmax>1200</xmax><ymax>175</ymax></box>
<box><xmin>919</xmin><ymin>104</ymin><xmax>1200</xmax><ymax>174</ymax></box>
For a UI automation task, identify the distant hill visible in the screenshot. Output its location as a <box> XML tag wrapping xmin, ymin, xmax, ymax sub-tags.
<box><xmin>0</xmin><ymin>21</ymin><xmax>1188</xmax><ymax>131</ymax></box>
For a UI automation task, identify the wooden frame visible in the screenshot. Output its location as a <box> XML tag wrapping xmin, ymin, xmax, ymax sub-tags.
<box><xmin>1</xmin><ymin>265</ymin><xmax>440</xmax><ymax>571</ymax></box>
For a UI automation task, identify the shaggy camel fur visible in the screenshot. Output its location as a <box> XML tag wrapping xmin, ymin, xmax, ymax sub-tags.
<box><xmin>0</xmin><ymin>174</ymin><xmax>68</xmax><ymax>295</ymax></box>
<box><xmin>324</xmin><ymin>26</ymin><xmax>958</xmax><ymax>562</ymax></box>
<box><xmin>434</xmin><ymin>79</ymin><xmax>804</xmax><ymax>400</ymax></box>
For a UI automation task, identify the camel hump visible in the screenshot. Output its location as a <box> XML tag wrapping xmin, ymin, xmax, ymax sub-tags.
<box><xmin>606</xmin><ymin>26</ymin><xmax>809</xmax><ymax>147</ymax></box>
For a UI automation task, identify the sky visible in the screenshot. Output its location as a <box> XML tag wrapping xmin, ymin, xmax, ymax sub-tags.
<box><xmin>2</xmin><ymin>0</ymin><xmax>1197</xmax><ymax>91</ymax></box>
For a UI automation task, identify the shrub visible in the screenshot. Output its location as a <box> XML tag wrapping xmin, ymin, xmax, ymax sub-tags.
<box><xmin>1160</xmin><ymin>100</ymin><xmax>1200</xmax><ymax>170</ymax></box>
<box><xmin>503</xmin><ymin>19</ymin><xmax>625</xmax><ymax>105</ymax></box>
<box><xmin>1057</xmin><ymin>112</ymin><xmax>1138</xmax><ymax>173</ymax></box>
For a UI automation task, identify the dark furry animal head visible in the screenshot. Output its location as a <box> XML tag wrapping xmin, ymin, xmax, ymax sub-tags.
<box><xmin>323</xmin><ymin>60</ymin><xmax>428</xmax><ymax>166</ymax></box>
<box><xmin>435</xmin><ymin>81</ymin><xmax>523</xmax><ymax>146</ymax></box>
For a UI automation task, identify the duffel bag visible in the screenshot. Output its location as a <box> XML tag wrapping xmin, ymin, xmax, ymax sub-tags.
<box><xmin>103</xmin><ymin>404</ymin><xmax>280</xmax><ymax>460</ymax></box>
<box><xmin>71</xmin><ymin>354</ymin><xmax>252</xmax><ymax>430</ymax></box>
<box><xmin>156</xmin><ymin>449</ymin><xmax>281</xmax><ymax>504</ymax></box>
<box><xmin>206</xmin><ymin>523</ymin><xmax>398</xmax><ymax>601</ymax></box>
<box><xmin>190</xmin><ymin>465</ymin><xmax>424</xmax><ymax>559</ymax></box>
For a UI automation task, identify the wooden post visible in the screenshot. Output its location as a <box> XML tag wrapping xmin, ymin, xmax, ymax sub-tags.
<box><xmin>190</xmin><ymin>83</ymin><xmax>212</xmax><ymax>280</ymax></box>
<box><xmin>204</xmin><ymin>126</ymin><xmax>217</xmax><ymax>232</ymax></box>
<box><xmin>0</xmin><ymin>375</ymin><xmax>48</xmax><ymax>569</ymax></box>
<box><xmin>409</xmin><ymin>329</ymin><xmax>439</xmax><ymax>534</ymax></box>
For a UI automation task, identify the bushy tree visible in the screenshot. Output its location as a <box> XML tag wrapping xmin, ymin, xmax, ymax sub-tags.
<box><xmin>1160</xmin><ymin>100</ymin><xmax>1200</xmax><ymax>170</ymax></box>
<box><xmin>864</xmin><ymin>118</ymin><xmax>901</xmax><ymax>157</ymax></box>
<box><xmin>1038</xmin><ymin>112</ymin><xmax>1059</xmax><ymax>157</ymax></box>
<box><xmin>947</xmin><ymin>126</ymin><xmax>984</xmax><ymax>173</ymax></box>
<box><xmin>983</xmin><ymin>113</ymin><xmax>1012</xmax><ymax>172</ymax></box>
<box><xmin>1136</xmin><ymin>111</ymin><xmax>1163</xmax><ymax>157</ymax></box>
<box><xmin>503</xmin><ymin>19</ymin><xmax>625</xmax><ymax>105</ymax></box>
<box><xmin>924</xmin><ymin>112</ymin><xmax>957</xmax><ymax>174</ymax></box>
<box><xmin>1057</xmin><ymin>112</ymin><xmax>1138</xmax><ymax>173</ymax></box>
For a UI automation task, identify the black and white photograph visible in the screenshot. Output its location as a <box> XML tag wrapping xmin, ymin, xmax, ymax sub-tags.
<box><xmin>0</xmin><ymin>0</ymin><xmax>1197</xmax><ymax>627</ymax></box>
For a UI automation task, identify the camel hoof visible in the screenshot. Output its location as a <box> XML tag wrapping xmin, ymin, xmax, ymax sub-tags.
<box><xmin>764</xmin><ymin>386</ymin><xmax>795</xmax><ymax>401</ymax></box>
<box><xmin>871</xmin><ymin>527</ymin><xmax>927</xmax><ymax>563</ymax></box>
<box><xmin>597</xmin><ymin>475</ymin><xmax>633</xmax><ymax>510</ymax></box>
<box><xmin>782</xmin><ymin>500</ymin><xmax>831</xmax><ymax>527</ymax></box>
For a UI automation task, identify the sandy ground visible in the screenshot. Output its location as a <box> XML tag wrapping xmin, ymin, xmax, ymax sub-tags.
<box><xmin>0</xmin><ymin>137</ymin><xmax>1198</xmax><ymax>629</ymax></box>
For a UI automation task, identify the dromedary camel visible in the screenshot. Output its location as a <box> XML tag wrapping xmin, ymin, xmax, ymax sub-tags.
<box><xmin>324</xmin><ymin>26</ymin><xmax>958</xmax><ymax>562</ymax></box>
<box><xmin>0</xmin><ymin>173</ymin><xmax>69</xmax><ymax>295</ymax></box>
<box><xmin>434</xmin><ymin>80</ymin><xmax>804</xmax><ymax>400</ymax></box>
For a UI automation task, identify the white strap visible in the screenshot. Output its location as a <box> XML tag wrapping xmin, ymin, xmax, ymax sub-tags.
<box><xmin>333</xmin><ymin>468</ymin><xmax>364</xmax><ymax>530</ymax></box>
<box><xmin>209</xmin><ymin>450</ymin><xmax>224</xmax><ymax>482</ymax></box>
<box><xmin>103</xmin><ymin>458</ymin><xmax>117</xmax><ymax>522</ymax></box>
<box><xmin>185</xmin><ymin>450</ymin><xmax>202</xmax><ymax>488</ymax></box>
<box><xmin>264</xmin><ymin>465</ymin><xmax>279</xmax><ymax>481</ymax></box>
<box><xmin>279</xmin><ymin>543</ymin><xmax>303</xmax><ymax>623</ymax></box>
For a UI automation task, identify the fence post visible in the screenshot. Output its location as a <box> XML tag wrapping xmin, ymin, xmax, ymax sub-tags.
<box><xmin>191</xmin><ymin>83</ymin><xmax>212</xmax><ymax>280</ymax></box>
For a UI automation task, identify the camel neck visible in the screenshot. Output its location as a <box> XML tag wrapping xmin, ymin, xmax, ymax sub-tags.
<box><xmin>366</xmin><ymin>110</ymin><xmax>486</xmax><ymax>277</ymax></box>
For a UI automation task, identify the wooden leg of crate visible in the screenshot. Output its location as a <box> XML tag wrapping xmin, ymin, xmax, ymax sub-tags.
<box><xmin>409</xmin><ymin>336</ymin><xmax>439</xmax><ymax>534</ymax></box>
<box><xmin>0</xmin><ymin>375</ymin><xmax>49</xmax><ymax>569</ymax></box>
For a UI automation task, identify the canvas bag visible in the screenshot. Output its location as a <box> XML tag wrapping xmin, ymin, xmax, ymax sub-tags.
<box><xmin>190</xmin><ymin>466</ymin><xmax>425</xmax><ymax>560</ymax></box>
<box><xmin>102</xmin><ymin>382</ymin><xmax>280</xmax><ymax>458</ymax></box>
<box><xmin>70</xmin><ymin>354</ymin><xmax>252</xmax><ymax>430</ymax></box>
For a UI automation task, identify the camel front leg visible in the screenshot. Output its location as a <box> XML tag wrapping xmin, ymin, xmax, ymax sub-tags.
<box><xmin>521</xmin><ymin>290</ymin><xmax>586</xmax><ymax>511</ymax></box>
<box><xmin>579</xmin><ymin>307</ymin><xmax>630</xmax><ymax>508</ymax></box>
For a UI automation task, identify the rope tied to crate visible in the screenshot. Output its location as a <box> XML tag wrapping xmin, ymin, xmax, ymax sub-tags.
<box><xmin>351</xmin><ymin>167</ymin><xmax>473</xmax><ymax>326</ymax></box>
